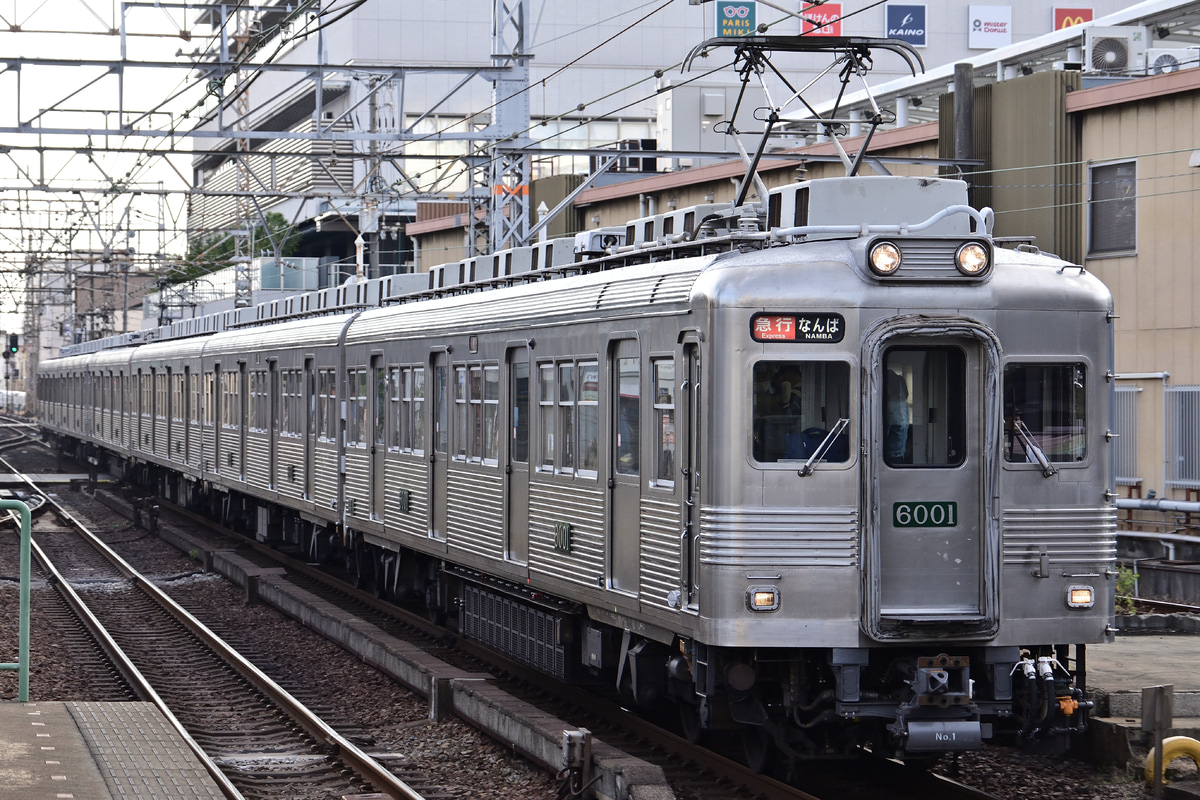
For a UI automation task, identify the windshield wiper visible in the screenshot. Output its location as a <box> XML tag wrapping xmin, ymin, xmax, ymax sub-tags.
<box><xmin>798</xmin><ymin>418</ymin><xmax>850</xmax><ymax>477</ymax></box>
<box><xmin>1012</xmin><ymin>419</ymin><xmax>1057</xmax><ymax>477</ymax></box>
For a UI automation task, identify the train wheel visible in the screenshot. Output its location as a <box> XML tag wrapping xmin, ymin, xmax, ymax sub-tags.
<box><xmin>371</xmin><ymin>555</ymin><xmax>386</xmax><ymax>598</ymax></box>
<box><xmin>742</xmin><ymin>726</ymin><xmax>775</xmax><ymax>773</ymax></box>
<box><xmin>425</xmin><ymin>581</ymin><xmax>446</xmax><ymax>625</ymax></box>
<box><xmin>679</xmin><ymin>702</ymin><xmax>703</xmax><ymax>744</ymax></box>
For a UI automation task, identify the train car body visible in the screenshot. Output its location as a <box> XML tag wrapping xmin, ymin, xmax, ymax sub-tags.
<box><xmin>38</xmin><ymin>175</ymin><xmax>1116</xmax><ymax>764</ymax></box>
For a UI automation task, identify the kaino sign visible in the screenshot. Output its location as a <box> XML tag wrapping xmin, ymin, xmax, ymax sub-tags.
<box><xmin>1054</xmin><ymin>7</ymin><xmax>1093</xmax><ymax>30</ymax></box>
<box><xmin>716</xmin><ymin>1</ymin><xmax>757</xmax><ymax>37</ymax></box>
<box><xmin>886</xmin><ymin>4</ymin><xmax>926</xmax><ymax>47</ymax></box>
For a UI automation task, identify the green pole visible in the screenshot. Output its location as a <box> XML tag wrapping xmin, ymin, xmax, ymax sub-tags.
<box><xmin>1</xmin><ymin>499</ymin><xmax>32</xmax><ymax>701</ymax></box>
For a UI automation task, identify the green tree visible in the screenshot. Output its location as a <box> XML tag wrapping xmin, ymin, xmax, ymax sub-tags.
<box><xmin>176</xmin><ymin>212</ymin><xmax>301</xmax><ymax>284</ymax></box>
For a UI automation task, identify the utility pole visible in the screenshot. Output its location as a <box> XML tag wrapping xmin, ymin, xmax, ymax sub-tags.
<box><xmin>487</xmin><ymin>0</ymin><xmax>533</xmax><ymax>253</ymax></box>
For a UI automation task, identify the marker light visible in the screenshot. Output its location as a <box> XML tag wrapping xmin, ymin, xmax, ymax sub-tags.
<box><xmin>869</xmin><ymin>242</ymin><xmax>902</xmax><ymax>275</ymax></box>
<box><xmin>747</xmin><ymin>587</ymin><xmax>780</xmax><ymax>612</ymax></box>
<box><xmin>1067</xmin><ymin>585</ymin><xmax>1095</xmax><ymax>608</ymax></box>
<box><xmin>956</xmin><ymin>242</ymin><xmax>990</xmax><ymax>275</ymax></box>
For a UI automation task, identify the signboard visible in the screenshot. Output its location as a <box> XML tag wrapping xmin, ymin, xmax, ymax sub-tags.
<box><xmin>885</xmin><ymin>4</ymin><xmax>927</xmax><ymax>47</ymax></box>
<box><xmin>893</xmin><ymin>501</ymin><xmax>959</xmax><ymax>528</ymax></box>
<box><xmin>751</xmin><ymin>313</ymin><xmax>845</xmax><ymax>343</ymax></box>
<box><xmin>969</xmin><ymin>5</ymin><xmax>1012</xmax><ymax>49</ymax></box>
<box><xmin>802</xmin><ymin>2</ymin><xmax>842</xmax><ymax>36</ymax></box>
<box><xmin>716</xmin><ymin>1</ymin><xmax>757</xmax><ymax>37</ymax></box>
<box><xmin>1054</xmin><ymin>7</ymin><xmax>1093</xmax><ymax>30</ymax></box>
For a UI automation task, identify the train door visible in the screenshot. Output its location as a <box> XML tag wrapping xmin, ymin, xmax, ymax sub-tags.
<box><xmin>184</xmin><ymin>368</ymin><xmax>192</xmax><ymax>466</ymax></box>
<box><xmin>269</xmin><ymin>362</ymin><xmax>279</xmax><ymax>490</ymax></box>
<box><xmin>238</xmin><ymin>362</ymin><xmax>248</xmax><ymax>481</ymax></box>
<box><xmin>680</xmin><ymin>338</ymin><xmax>702</xmax><ymax>609</ymax></box>
<box><xmin>866</xmin><ymin>328</ymin><xmax>1000</xmax><ymax>640</ymax></box>
<box><xmin>304</xmin><ymin>359</ymin><xmax>315</xmax><ymax>500</ymax></box>
<box><xmin>371</xmin><ymin>356</ymin><xmax>387</xmax><ymax>520</ymax></box>
<box><xmin>165</xmin><ymin>368</ymin><xmax>173</xmax><ymax>458</ymax></box>
<box><xmin>504</xmin><ymin>346</ymin><xmax>529</xmax><ymax>564</ymax></box>
<box><xmin>429</xmin><ymin>351</ymin><xmax>449</xmax><ymax>541</ymax></box>
<box><xmin>608</xmin><ymin>339</ymin><xmax>640</xmax><ymax>593</ymax></box>
<box><xmin>212</xmin><ymin>365</ymin><xmax>221</xmax><ymax>476</ymax></box>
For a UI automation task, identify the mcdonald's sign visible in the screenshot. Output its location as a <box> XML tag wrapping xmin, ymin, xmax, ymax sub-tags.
<box><xmin>1054</xmin><ymin>8</ymin><xmax>1093</xmax><ymax>30</ymax></box>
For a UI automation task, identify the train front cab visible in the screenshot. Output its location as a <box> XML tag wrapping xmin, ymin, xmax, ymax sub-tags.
<box><xmin>856</xmin><ymin>316</ymin><xmax>1004</xmax><ymax>752</ymax></box>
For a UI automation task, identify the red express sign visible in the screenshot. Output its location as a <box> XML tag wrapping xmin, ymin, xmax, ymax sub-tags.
<box><xmin>752</xmin><ymin>313</ymin><xmax>846</xmax><ymax>343</ymax></box>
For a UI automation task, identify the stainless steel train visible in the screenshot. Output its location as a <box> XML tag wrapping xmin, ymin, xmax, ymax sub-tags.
<box><xmin>37</xmin><ymin>174</ymin><xmax>1117</xmax><ymax>767</ymax></box>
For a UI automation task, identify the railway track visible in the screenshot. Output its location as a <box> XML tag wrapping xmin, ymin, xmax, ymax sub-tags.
<box><xmin>0</xmin><ymin>453</ymin><xmax>430</xmax><ymax>800</ymax></box>
<box><xmin>83</xmin><ymin>474</ymin><xmax>1002</xmax><ymax>800</ymax></box>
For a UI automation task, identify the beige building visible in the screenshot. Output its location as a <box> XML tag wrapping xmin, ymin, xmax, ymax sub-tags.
<box><xmin>1071</xmin><ymin>68</ymin><xmax>1200</xmax><ymax>504</ymax></box>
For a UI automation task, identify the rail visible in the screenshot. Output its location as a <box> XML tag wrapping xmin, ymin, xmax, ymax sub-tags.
<box><xmin>6</xmin><ymin>457</ymin><xmax>425</xmax><ymax>800</ymax></box>
<box><xmin>0</xmin><ymin>499</ymin><xmax>31</xmax><ymax>701</ymax></box>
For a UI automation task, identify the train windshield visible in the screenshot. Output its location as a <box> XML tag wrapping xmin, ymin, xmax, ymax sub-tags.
<box><xmin>752</xmin><ymin>361</ymin><xmax>850</xmax><ymax>463</ymax></box>
<box><xmin>1003</xmin><ymin>363</ymin><xmax>1087</xmax><ymax>463</ymax></box>
<box><xmin>883</xmin><ymin>347</ymin><xmax>967</xmax><ymax>468</ymax></box>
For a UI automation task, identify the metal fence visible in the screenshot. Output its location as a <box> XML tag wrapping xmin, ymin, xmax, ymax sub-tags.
<box><xmin>1113</xmin><ymin>385</ymin><xmax>1141</xmax><ymax>486</ymax></box>
<box><xmin>1166</xmin><ymin>385</ymin><xmax>1200</xmax><ymax>489</ymax></box>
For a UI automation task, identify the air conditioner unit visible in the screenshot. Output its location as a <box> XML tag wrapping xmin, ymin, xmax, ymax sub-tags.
<box><xmin>1146</xmin><ymin>47</ymin><xmax>1200</xmax><ymax>75</ymax></box>
<box><xmin>1083</xmin><ymin>26</ymin><xmax>1148</xmax><ymax>74</ymax></box>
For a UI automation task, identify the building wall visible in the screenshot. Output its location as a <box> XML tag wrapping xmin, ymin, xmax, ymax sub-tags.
<box><xmin>1076</xmin><ymin>72</ymin><xmax>1200</xmax><ymax>500</ymax></box>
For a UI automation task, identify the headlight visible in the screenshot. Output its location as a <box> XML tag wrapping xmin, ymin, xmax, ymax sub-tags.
<box><xmin>955</xmin><ymin>242</ymin><xmax>990</xmax><ymax>275</ymax></box>
<box><xmin>869</xmin><ymin>241</ymin><xmax>902</xmax><ymax>275</ymax></box>
<box><xmin>1067</xmin><ymin>585</ymin><xmax>1095</xmax><ymax>608</ymax></box>
<box><xmin>746</xmin><ymin>586</ymin><xmax>780</xmax><ymax>612</ymax></box>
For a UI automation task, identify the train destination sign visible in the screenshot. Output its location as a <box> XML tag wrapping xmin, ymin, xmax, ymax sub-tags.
<box><xmin>751</xmin><ymin>313</ymin><xmax>845</xmax><ymax>343</ymax></box>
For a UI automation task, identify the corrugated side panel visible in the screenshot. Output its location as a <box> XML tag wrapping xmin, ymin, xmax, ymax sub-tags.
<box><xmin>276</xmin><ymin>438</ymin><xmax>306</xmax><ymax>501</ymax></box>
<box><xmin>447</xmin><ymin>469</ymin><xmax>505</xmax><ymax>561</ymax></box>
<box><xmin>639</xmin><ymin>496</ymin><xmax>682</xmax><ymax>611</ymax></box>
<box><xmin>154</xmin><ymin>422</ymin><xmax>168</xmax><ymax>457</ymax></box>
<box><xmin>186</xmin><ymin>421</ymin><xmax>200</xmax><ymax>466</ymax></box>
<box><xmin>244</xmin><ymin>433</ymin><xmax>271</xmax><ymax>490</ymax></box>
<box><xmin>219</xmin><ymin>426</ymin><xmax>239</xmax><ymax>475</ymax></box>
<box><xmin>385</xmin><ymin>458</ymin><xmax>428</xmax><ymax>540</ymax></box>
<box><xmin>343</xmin><ymin>448</ymin><xmax>370</xmax><ymax>522</ymax></box>
<box><xmin>313</xmin><ymin>448</ymin><xmax>340</xmax><ymax>512</ymax></box>
<box><xmin>169</xmin><ymin>420</ymin><xmax>186</xmax><ymax>464</ymax></box>
<box><xmin>1002</xmin><ymin>507</ymin><xmax>1118</xmax><ymax>567</ymax></box>
<box><xmin>202</xmin><ymin>427</ymin><xmax>216</xmax><ymax>473</ymax></box>
<box><xmin>699</xmin><ymin>506</ymin><xmax>859</xmax><ymax>568</ymax></box>
<box><xmin>529</xmin><ymin>481</ymin><xmax>605</xmax><ymax>587</ymax></box>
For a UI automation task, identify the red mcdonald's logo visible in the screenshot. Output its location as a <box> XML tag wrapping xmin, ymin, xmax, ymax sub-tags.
<box><xmin>1054</xmin><ymin>8</ymin><xmax>1094</xmax><ymax>30</ymax></box>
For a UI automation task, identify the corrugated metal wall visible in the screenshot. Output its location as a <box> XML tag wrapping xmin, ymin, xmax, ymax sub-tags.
<box><xmin>940</xmin><ymin>70</ymin><xmax>1082</xmax><ymax>264</ymax></box>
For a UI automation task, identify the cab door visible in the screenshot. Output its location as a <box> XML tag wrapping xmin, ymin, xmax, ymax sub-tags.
<box><xmin>865</xmin><ymin>327</ymin><xmax>1000</xmax><ymax>640</ymax></box>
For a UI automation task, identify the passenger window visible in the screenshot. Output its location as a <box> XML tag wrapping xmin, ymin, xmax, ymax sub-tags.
<box><xmin>539</xmin><ymin>364</ymin><xmax>555</xmax><ymax>469</ymax></box>
<box><xmin>615</xmin><ymin>357</ymin><xmax>640</xmax><ymax>476</ymax></box>
<box><xmin>653</xmin><ymin>360</ymin><xmax>676</xmax><ymax>484</ymax></box>
<box><xmin>577</xmin><ymin>361</ymin><xmax>599</xmax><ymax>475</ymax></box>
<box><xmin>511</xmin><ymin>362</ymin><xmax>529</xmax><ymax>464</ymax></box>
<box><xmin>752</xmin><ymin>361</ymin><xmax>850</xmax><ymax>464</ymax></box>
<box><xmin>433</xmin><ymin>364</ymin><xmax>448</xmax><ymax>454</ymax></box>
<box><xmin>883</xmin><ymin>348</ymin><xmax>965</xmax><ymax>467</ymax></box>
<box><xmin>1004</xmin><ymin>363</ymin><xmax>1086</xmax><ymax>463</ymax></box>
